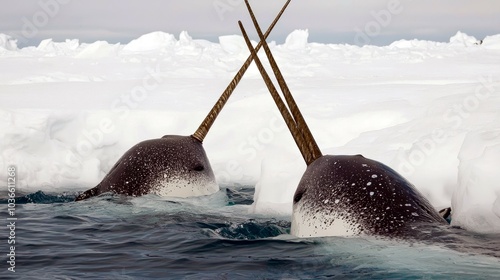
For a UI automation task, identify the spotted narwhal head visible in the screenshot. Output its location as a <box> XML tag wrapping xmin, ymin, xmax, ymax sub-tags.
<box><xmin>291</xmin><ymin>155</ymin><xmax>446</xmax><ymax>238</ymax></box>
<box><xmin>75</xmin><ymin>135</ymin><xmax>218</xmax><ymax>201</ymax></box>
<box><xmin>75</xmin><ymin>3</ymin><xmax>295</xmax><ymax>202</ymax></box>
<box><xmin>236</xmin><ymin>13</ymin><xmax>447</xmax><ymax>239</ymax></box>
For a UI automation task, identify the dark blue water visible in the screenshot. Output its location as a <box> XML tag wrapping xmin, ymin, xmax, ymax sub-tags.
<box><xmin>1</xmin><ymin>187</ymin><xmax>500</xmax><ymax>279</ymax></box>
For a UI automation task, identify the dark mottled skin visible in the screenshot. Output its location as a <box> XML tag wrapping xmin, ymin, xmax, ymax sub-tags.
<box><xmin>292</xmin><ymin>155</ymin><xmax>446</xmax><ymax>237</ymax></box>
<box><xmin>75</xmin><ymin>135</ymin><xmax>217</xmax><ymax>201</ymax></box>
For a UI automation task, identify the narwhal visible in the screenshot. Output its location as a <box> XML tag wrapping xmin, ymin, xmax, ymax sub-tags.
<box><xmin>75</xmin><ymin>0</ymin><xmax>292</xmax><ymax>201</ymax></box>
<box><xmin>239</xmin><ymin>0</ymin><xmax>447</xmax><ymax>238</ymax></box>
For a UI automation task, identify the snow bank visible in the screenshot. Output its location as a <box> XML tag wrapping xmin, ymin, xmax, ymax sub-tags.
<box><xmin>284</xmin><ymin>29</ymin><xmax>309</xmax><ymax>50</ymax></box>
<box><xmin>219</xmin><ymin>35</ymin><xmax>247</xmax><ymax>54</ymax></box>
<box><xmin>452</xmin><ymin>129</ymin><xmax>500</xmax><ymax>233</ymax></box>
<box><xmin>482</xmin><ymin>34</ymin><xmax>500</xmax><ymax>50</ymax></box>
<box><xmin>37</xmin><ymin>39</ymin><xmax>80</xmax><ymax>55</ymax></box>
<box><xmin>123</xmin><ymin>31</ymin><xmax>176</xmax><ymax>52</ymax></box>
<box><xmin>449</xmin><ymin>31</ymin><xmax>480</xmax><ymax>47</ymax></box>
<box><xmin>1</xmin><ymin>30</ymin><xmax>500</xmax><ymax>233</ymax></box>
<box><xmin>76</xmin><ymin>41</ymin><xmax>120</xmax><ymax>58</ymax></box>
<box><xmin>0</xmin><ymin>34</ymin><xmax>17</xmax><ymax>51</ymax></box>
<box><xmin>250</xmin><ymin>150</ymin><xmax>305</xmax><ymax>216</ymax></box>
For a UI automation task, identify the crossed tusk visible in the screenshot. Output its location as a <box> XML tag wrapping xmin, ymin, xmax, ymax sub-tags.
<box><xmin>239</xmin><ymin>0</ymin><xmax>322</xmax><ymax>165</ymax></box>
<box><xmin>192</xmin><ymin>0</ymin><xmax>292</xmax><ymax>143</ymax></box>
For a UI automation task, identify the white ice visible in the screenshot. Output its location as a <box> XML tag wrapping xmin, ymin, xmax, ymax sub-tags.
<box><xmin>1</xmin><ymin>30</ymin><xmax>499</xmax><ymax>233</ymax></box>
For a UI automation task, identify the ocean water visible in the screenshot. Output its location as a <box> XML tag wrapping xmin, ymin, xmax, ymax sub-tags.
<box><xmin>1</xmin><ymin>186</ymin><xmax>500</xmax><ymax>279</ymax></box>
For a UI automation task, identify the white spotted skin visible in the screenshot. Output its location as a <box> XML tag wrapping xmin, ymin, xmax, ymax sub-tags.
<box><xmin>291</xmin><ymin>201</ymin><xmax>361</xmax><ymax>237</ymax></box>
<box><xmin>151</xmin><ymin>177</ymin><xmax>219</xmax><ymax>198</ymax></box>
<box><xmin>290</xmin><ymin>155</ymin><xmax>446</xmax><ymax>238</ymax></box>
<box><xmin>75</xmin><ymin>135</ymin><xmax>219</xmax><ymax>201</ymax></box>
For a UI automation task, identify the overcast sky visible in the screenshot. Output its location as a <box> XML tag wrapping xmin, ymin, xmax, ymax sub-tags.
<box><xmin>1</xmin><ymin>0</ymin><xmax>500</xmax><ymax>47</ymax></box>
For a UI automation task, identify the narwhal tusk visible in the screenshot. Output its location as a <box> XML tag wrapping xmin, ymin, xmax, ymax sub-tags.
<box><xmin>244</xmin><ymin>0</ymin><xmax>322</xmax><ymax>165</ymax></box>
<box><xmin>239</xmin><ymin>21</ymin><xmax>313</xmax><ymax>165</ymax></box>
<box><xmin>191</xmin><ymin>0</ymin><xmax>292</xmax><ymax>143</ymax></box>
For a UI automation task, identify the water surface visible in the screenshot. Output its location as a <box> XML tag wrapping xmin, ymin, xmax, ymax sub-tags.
<box><xmin>1</xmin><ymin>187</ymin><xmax>499</xmax><ymax>279</ymax></box>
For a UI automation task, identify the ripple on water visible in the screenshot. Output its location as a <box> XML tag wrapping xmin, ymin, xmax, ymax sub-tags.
<box><xmin>3</xmin><ymin>188</ymin><xmax>500</xmax><ymax>279</ymax></box>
